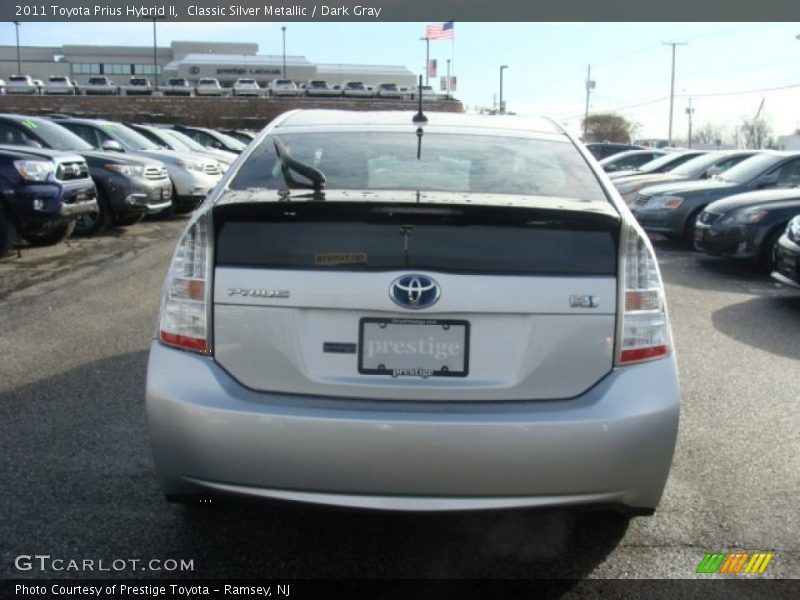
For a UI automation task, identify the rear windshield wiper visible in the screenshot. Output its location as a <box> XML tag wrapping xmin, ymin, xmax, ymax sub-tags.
<box><xmin>273</xmin><ymin>137</ymin><xmax>326</xmax><ymax>194</ymax></box>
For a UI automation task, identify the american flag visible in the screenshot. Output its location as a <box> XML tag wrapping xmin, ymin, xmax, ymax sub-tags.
<box><xmin>425</xmin><ymin>22</ymin><xmax>454</xmax><ymax>40</ymax></box>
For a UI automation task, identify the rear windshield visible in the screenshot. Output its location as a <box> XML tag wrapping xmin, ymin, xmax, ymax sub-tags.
<box><xmin>215</xmin><ymin>204</ymin><xmax>617</xmax><ymax>276</ymax></box>
<box><xmin>168</xmin><ymin>78</ymin><xmax>187</xmax><ymax>85</ymax></box>
<box><xmin>130</xmin><ymin>78</ymin><xmax>148</xmax><ymax>85</ymax></box>
<box><xmin>238</xmin><ymin>79</ymin><xmax>256</xmax><ymax>84</ymax></box>
<box><xmin>88</xmin><ymin>77</ymin><xmax>109</xmax><ymax>84</ymax></box>
<box><xmin>230</xmin><ymin>132</ymin><xmax>608</xmax><ymax>202</ymax></box>
<box><xmin>10</xmin><ymin>76</ymin><xmax>29</xmax><ymax>82</ymax></box>
<box><xmin>198</xmin><ymin>79</ymin><xmax>218</xmax><ymax>85</ymax></box>
<box><xmin>49</xmin><ymin>77</ymin><xmax>68</xmax><ymax>82</ymax></box>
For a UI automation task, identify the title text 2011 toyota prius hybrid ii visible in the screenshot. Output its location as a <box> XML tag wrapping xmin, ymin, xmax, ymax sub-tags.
<box><xmin>146</xmin><ymin>110</ymin><xmax>680</xmax><ymax>514</ymax></box>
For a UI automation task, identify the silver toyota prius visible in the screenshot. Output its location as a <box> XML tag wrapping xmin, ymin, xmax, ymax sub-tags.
<box><xmin>146</xmin><ymin>110</ymin><xmax>680</xmax><ymax>514</ymax></box>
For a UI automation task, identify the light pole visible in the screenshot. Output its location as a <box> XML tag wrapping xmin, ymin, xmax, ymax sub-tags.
<box><xmin>663</xmin><ymin>41</ymin><xmax>687</xmax><ymax>146</ymax></box>
<box><xmin>583</xmin><ymin>64</ymin><xmax>595</xmax><ymax>140</ymax></box>
<box><xmin>685</xmin><ymin>98</ymin><xmax>695</xmax><ymax>148</ymax></box>
<box><xmin>152</xmin><ymin>18</ymin><xmax>159</xmax><ymax>90</ymax></box>
<box><xmin>281</xmin><ymin>26</ymin><xmax>287</xmax><ymax>78</ymax></box>
<box><xmin>13</xmin><ymin>21</ymin><xmax>21</xmax><ymax>75</ymax></box>
<box><xmin>499</xmin><ymin>65</ymin><xmax>508</xmax><ymax>114</ymax></box>
<box><xmin>419</xmin><ymin>37</ymin><xmax>430</xmax><ymax>86</ymax></box>
<box><xmin>446</xmin><ymin>59</ymin><xmax>451</xmax><ymax>98</ymax></box>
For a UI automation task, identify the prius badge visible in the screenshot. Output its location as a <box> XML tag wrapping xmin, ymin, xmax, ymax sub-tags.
<box><xmin>390</xmin><ymin>275</ymin><xmax>440</xmax><ymax>309</ymax></box>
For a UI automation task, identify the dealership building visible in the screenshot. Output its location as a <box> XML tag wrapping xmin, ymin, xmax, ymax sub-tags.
<box><xmin>0</xmin><ymin>41</ymin><xmax>417</xmax><ymax>88</ymax></box>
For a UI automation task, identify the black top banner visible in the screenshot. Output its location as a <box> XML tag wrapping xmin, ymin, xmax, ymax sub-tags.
<box><xmin>3</xmin><ymin>0</ymin><xmax>800</xmax><ymax>22</ymax></box>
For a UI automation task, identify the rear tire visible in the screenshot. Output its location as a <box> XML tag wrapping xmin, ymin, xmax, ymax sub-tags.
<box><xmin>73</xmin><ymin>191</ymin><xmax>110</xmax><ymax>236</ymax></box>
<box><xmin>0</xmin><ymin>207</ymin><xmax>17</xmax><ymax>257</ymax></box>
<box><xmin>21</xmin><ymin>220</ymin><xmax>75</xmax><ymax>247</ymax></box>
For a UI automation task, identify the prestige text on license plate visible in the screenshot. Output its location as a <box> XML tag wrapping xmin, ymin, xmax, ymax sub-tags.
<box><xmin>358</xmin><ymin>318</ymin><xmax>469</xmax><ymax>378</ymax></box>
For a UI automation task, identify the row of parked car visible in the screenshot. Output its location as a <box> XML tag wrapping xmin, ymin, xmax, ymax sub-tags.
<box><xmin>0</xmin><ymin>75</ymin><xmax>439</xmax><ymax>99</ymax></box>
<box><xmin>0</xmin><ymin>112</ymin><xmax>256</xmax><ymax>256</ymax></box>
<box><xmin>587</xmin><ymin>142</ymin><xmax>800</xmax><ymax>288</ymax></box>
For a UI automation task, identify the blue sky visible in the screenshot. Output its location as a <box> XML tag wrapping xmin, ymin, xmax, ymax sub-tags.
<box><xmin>12</xmin><ymin>21</ymin><xmax>800</xmax><ymax>139</ymax></box>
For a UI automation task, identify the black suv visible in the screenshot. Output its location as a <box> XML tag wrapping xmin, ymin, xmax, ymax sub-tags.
<box><xmin>0</xmin><ymin>145</ymin><xmax>97</xmax><ymax>256</ymax></box>
<box><xmin>0</xmin><ymin>114</ymin><xmax>172</xmax><ymax>235</ymax></box>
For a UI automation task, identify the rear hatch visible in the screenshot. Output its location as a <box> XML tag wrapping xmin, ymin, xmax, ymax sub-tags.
<box><xmin>212</xmin><ymin>192</ymin><xmax>620</xmax><ymax>401</ymax></box>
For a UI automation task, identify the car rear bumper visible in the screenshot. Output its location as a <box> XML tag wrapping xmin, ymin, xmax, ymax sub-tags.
<box><xmin>146</xmin><ymin>341</ymin><xmax>680</xmax><ymax>512</ymax></box>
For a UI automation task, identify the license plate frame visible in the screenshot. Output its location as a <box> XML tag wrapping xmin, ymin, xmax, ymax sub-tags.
<box><xmin>358</xmin><ymin>318</ymin><xmax>470</xmax><ymax>378</ymax></box>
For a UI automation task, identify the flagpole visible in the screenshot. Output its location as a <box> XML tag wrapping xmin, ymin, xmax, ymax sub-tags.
<box><xmin>451</xmin><ymin>25</ymin><xmax>455</xmax><ymax>94</ymax></box>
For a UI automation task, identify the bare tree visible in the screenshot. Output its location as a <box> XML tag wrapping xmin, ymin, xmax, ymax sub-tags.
<box><xmin>581</xmin><ymin>113</ymin><xmax>635</xmax><ymax>143</ymax></box>
<box><xmin>740</xmin><ymin>116</ymin><xmax>773</xmax><ymax>149</ymax></box>
<box><xmin>694</xmin><ymin>123</ymin><xmax>728</xmax><ymax>146</ymax></box>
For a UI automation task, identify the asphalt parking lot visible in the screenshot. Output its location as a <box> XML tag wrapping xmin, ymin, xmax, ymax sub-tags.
<box><xmin>0</xmin><ymin>218</ymin><xmax>798</xmax><ymax>581</ymax></box>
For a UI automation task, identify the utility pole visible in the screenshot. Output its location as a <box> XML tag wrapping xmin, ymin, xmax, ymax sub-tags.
<box><xmin>685</xmin><ymin>98</ymin><xmax>695</xmax><ymax>148</ymax></box>
<box><xmin>583</xmin><ymin>64</ymin><xmax>595</xmax><ymax>141</ymax></box>
<box><xmin>13</xmin><ymin>21</ymin><xmax>21</xmax><ymax>75</ymax></box>
<box><xmin>663</xmin><ymin>41</ymin><xmax>687</xmax><ymax>146</ymax></box>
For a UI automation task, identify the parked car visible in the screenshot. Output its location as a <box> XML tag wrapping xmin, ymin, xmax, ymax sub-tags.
<box><xmin>631</xmin><ymin>151</ymin><xmax>800</xmax><ymax>242</ymax></box>
<box><xmin>5</xmin><ymin>75</ymin><xmax>39</xmax><ymax>95</ymax></box>
<box><xmin>268</xmin><ymin>79</ymin><xmax>301</xmax><ymax>97</ymax></box>
<box><xmin>163</xmin><ymin>78</ymin><xmax>193</xmax><ymax>97</ymax></box>
<box><xmin>0</xmin><ymin>79</ymin><xmax>5</xmax><ymax>94</ymax></box>
<box><xmin>614</xmin><ymin>151</ymin><xmax>759</xmax><ymax>205</ymax></box>
<box><xmin>374</xmin><ymin>83</ymin><xmax>404</xmax><ymax>99</ymax></box>
<box><xmin>51</xmin><ymin>117</ymin><xmax>221</xmax><ymax>214</ymax></box>
<box><xmin>232</xmin><ymin>78</ymin><xmax>262</xmax><ymax>97</ymax></box>
<box><xmin>146</xmin><ymin>110</ymin><xmax>680</xmax><ymax>515</ymax></box>
<box><xmin>585</xmin><ymin>142</ymin><xmax>645</xmax><ymax>160</ymax></box>
<box><xmin>599</xmin><ymin>149</ymin><xmax>666</xmax><ymax>172</ymax></box>
<box><xmin>43</xmin><ymin>75</ymin><xmax>77</xmax><ymax>95</ymax></box>
<box><xmin>123</xmin><ymin>77</ymin><xmax>153</xmax><ymax>96</ymax></box>
<box><xmin>304</xmin><ymin>80</ymin><xmax>339</xmax><ymax>97</ymax></box>
<box><xmin>772</xmin><ymin>215</ymin><xmax>800</xmax><ymax>288</ymax></box>
<box><xmin>82</xmin><ymin>76</ymin><xmax>117</xmax><ymax>95</ymax></box>
<box><xmin>0</xmin><ymin>145</ymin><xmax>97</xmax><ymax>255</ymax></box>
<box><xmin>195</xmin><ymin>78</ymin><xmax>224</xmax><ymax>97</ymax></box>
<box><xmin>0</xmin><ymin>114</ymin><xmax>173</xmax><ymax>234</ymax></box>
<box><xmin>125</xmin><ymin>123</ymin><xmax>236</xmax><ymax>171</ymax></box>
<box><xmin>694</xmin><ymin>188</ymin><xmax>800</xmax><ymax>270</ymax></box>
<box><xmin>172</xmin><ymin>125</ymin><xmax>247</xmax><ymax>154</ymax></box>
<box><xmin>341</xmin><ymin>81</ymin><xmax>372</xmax><ymax>97</ymax></box>
<box><xmin>608</xmin><ymin>150</ymin><xmax>707</xmax><ymax>180</ymax></box>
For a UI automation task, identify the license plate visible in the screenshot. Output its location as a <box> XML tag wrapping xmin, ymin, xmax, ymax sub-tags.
<box><xmin>358</xmin><ymin>318</ymin><xmax>469</xmax><ymax>378</ymax></box>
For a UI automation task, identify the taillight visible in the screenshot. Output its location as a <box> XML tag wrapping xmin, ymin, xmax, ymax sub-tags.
<box><xmin>616</xmin><ymin>223</ymin><xmax>670</xmax><ymax>366</ymax></box>
<box><xmin>158</xmin><ymin>210</ymin><xmax>212</xmax><ymax>353</ymax></box>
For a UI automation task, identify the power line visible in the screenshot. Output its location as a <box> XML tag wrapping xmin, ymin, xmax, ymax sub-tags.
<box><xmin>558</xmin><ymin>81</ymin><xmax>800</xmax><ymax>121</ymax></box>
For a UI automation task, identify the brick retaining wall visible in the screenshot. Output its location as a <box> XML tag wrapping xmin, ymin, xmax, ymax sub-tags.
<box><xmin>0</xmin><ymin>95</ymin><xmax>464</xmax><ymax>129</ymax></box>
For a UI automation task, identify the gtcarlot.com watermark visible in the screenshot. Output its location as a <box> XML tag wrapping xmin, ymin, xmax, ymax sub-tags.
<box><xmin>14</xmin><ymin>554</ymin><xmax>194</xmax><ymax>573</ymax></box>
